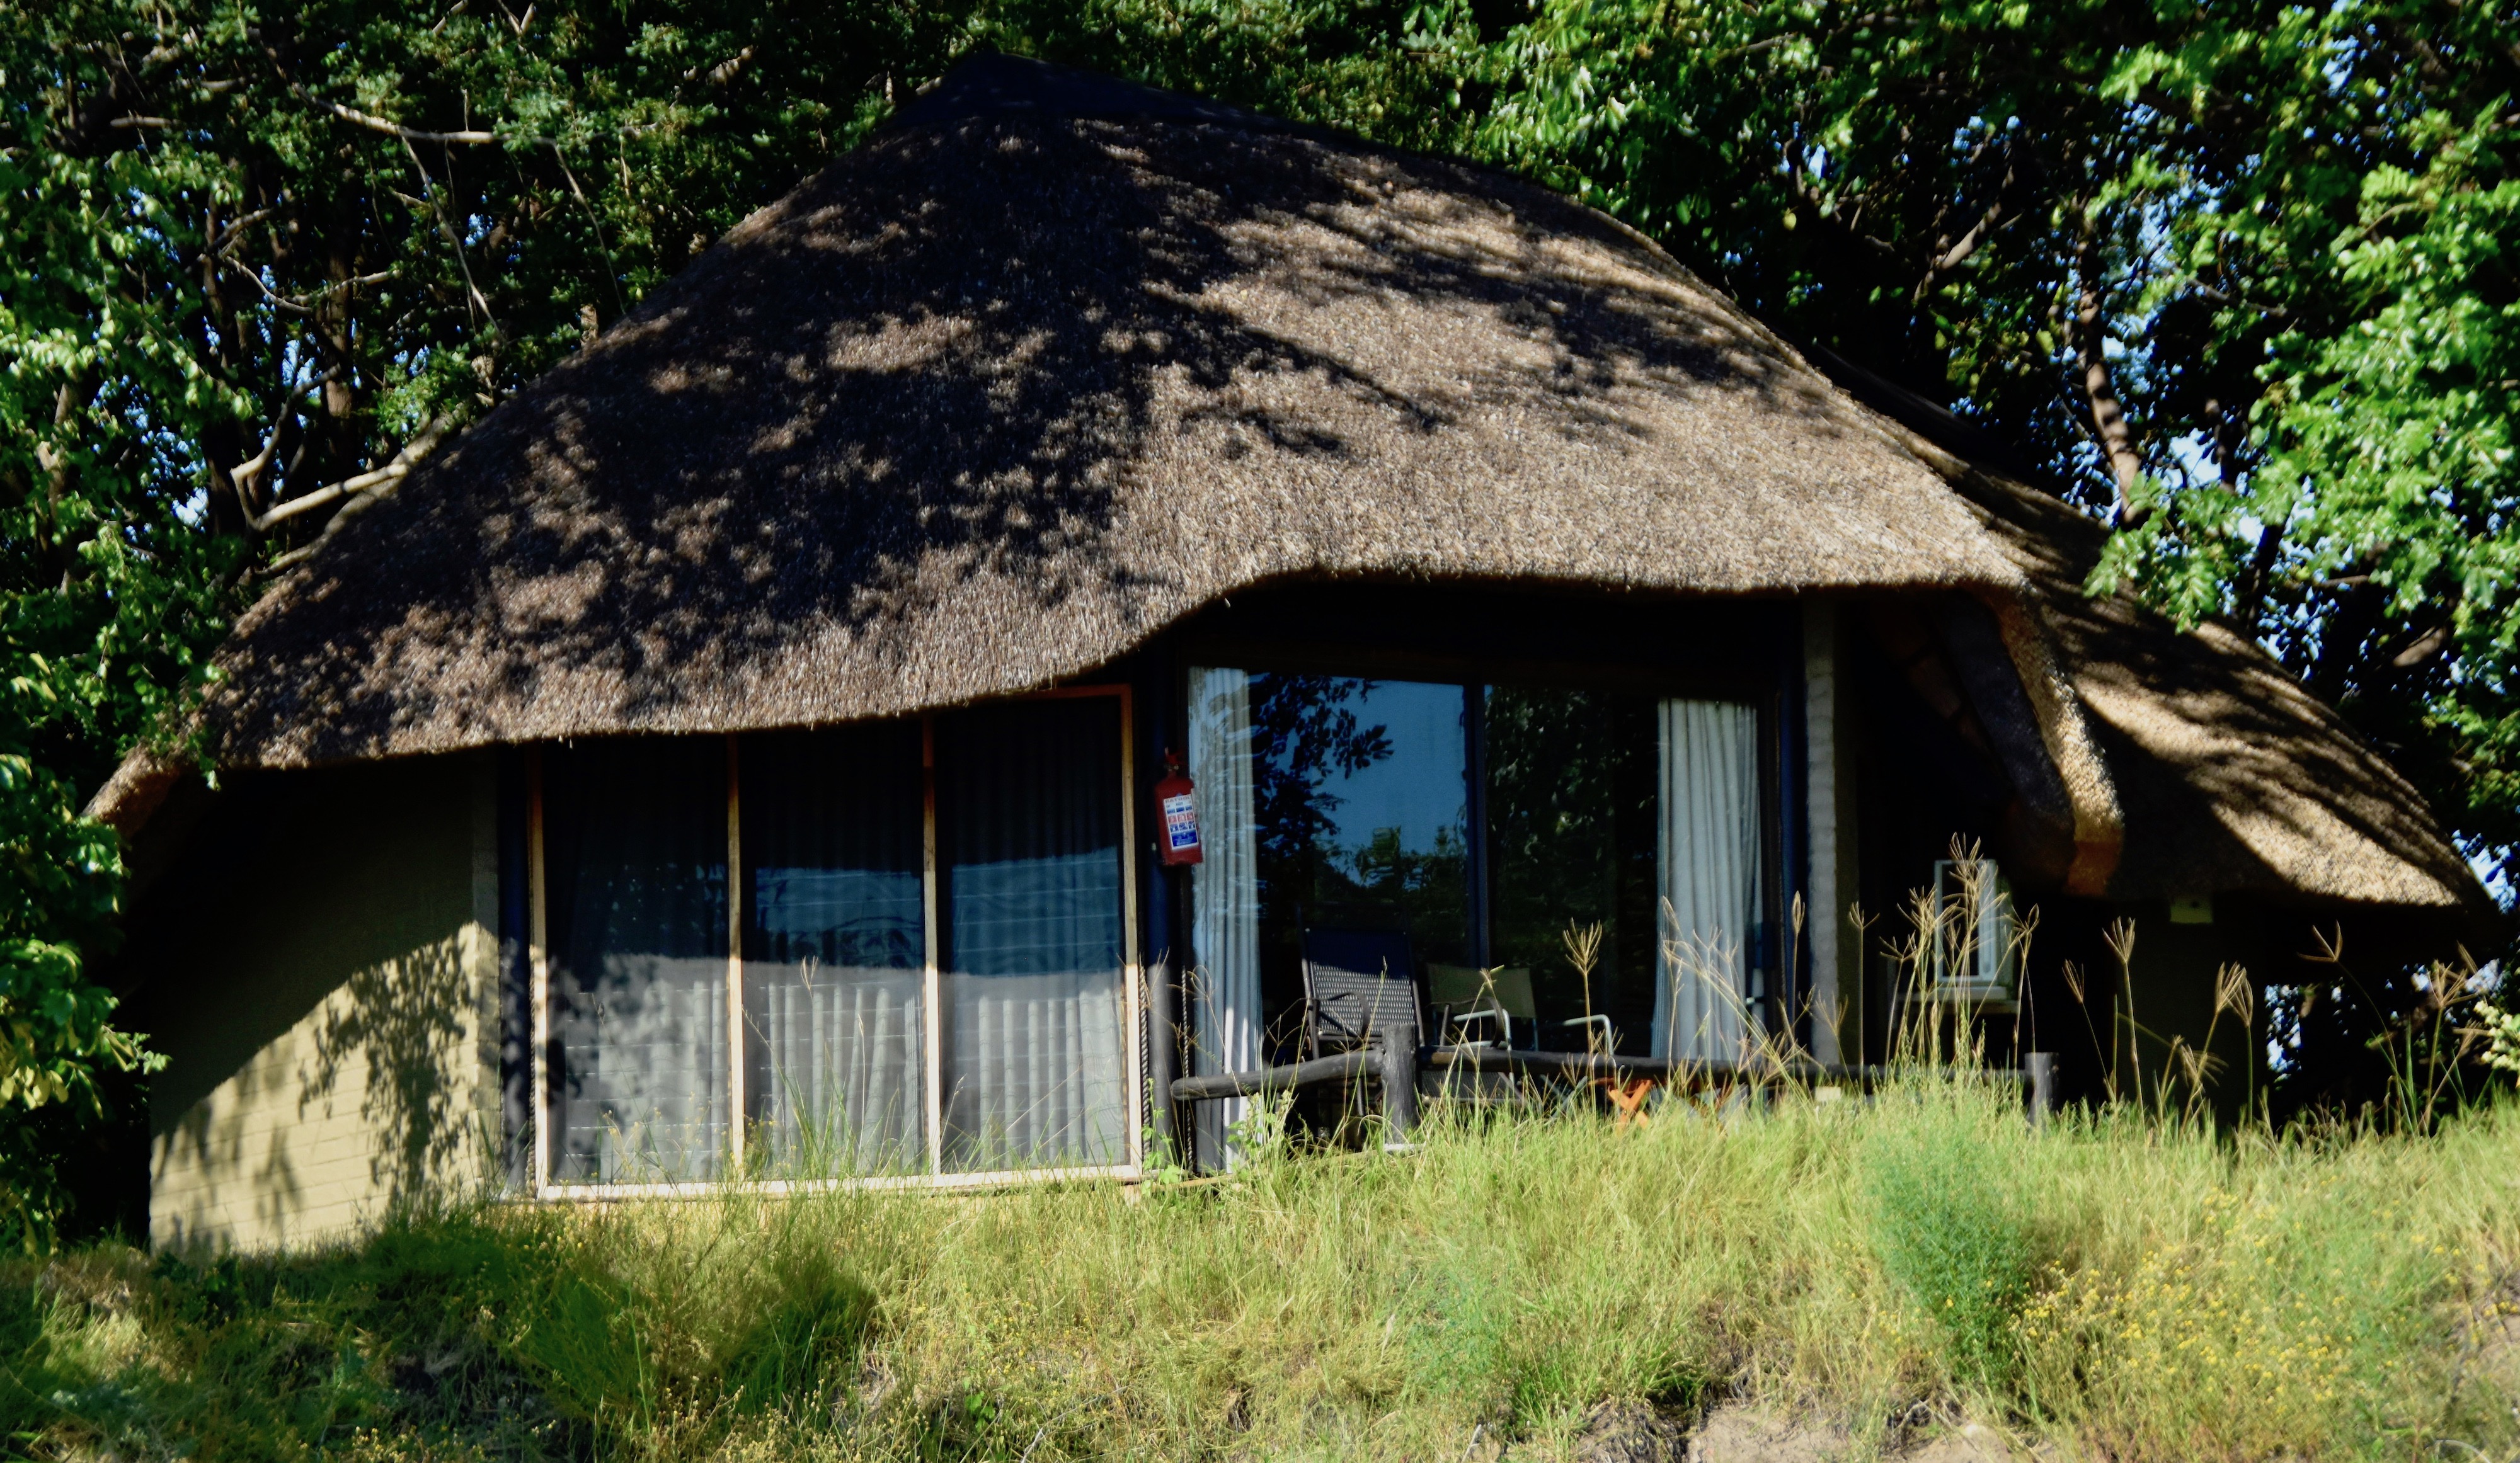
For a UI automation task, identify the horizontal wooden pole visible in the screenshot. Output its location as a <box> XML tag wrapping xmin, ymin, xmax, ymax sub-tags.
<box><xmin>1423</xmin><ymin>1046</ymin><xmax>2027</xmax><ymax>1090</ymax></box>
<box><xmin>1171</xmin><ymin>1050</ymin><xmax>1375</xmax><ymax>1102</ymax></box>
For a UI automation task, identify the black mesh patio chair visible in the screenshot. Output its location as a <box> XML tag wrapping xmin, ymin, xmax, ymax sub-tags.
<box><xmin>1300</xmin><ymin>928</ymin><xmax>1423</xmax><ymax>1059</ymax></box>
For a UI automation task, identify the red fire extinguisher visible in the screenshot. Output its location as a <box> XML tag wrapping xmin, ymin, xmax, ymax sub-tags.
<box><xmin>1155</xmin><ymin>751</ymin><xmax>1202</xmax><ymax>867</ymax></box>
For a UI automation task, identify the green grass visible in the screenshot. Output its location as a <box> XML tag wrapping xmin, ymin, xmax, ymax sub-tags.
<box><xmin>6</xmin><ymin>1082</ymin><xmax>2516</xmax><ymax>1462</ymax></box>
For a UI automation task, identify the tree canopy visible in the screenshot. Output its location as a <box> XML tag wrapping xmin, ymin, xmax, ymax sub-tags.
<box><xmin>4</xmin><ymin>0</ymin><xmax>2513</xmax><ymax>1239</ymax></box>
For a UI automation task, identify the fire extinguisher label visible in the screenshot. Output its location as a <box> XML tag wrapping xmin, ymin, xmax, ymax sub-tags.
<box><xmin>1162</xmin><ymin>792</ymin><xmax>1200</xmax><ymax>855</ymax></box>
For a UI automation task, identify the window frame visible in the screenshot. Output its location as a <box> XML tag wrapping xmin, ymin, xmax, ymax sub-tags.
<box><xmin>527</xmin><ymin>685</ymin><xmax>1144</xmax><ymax>1200</ymax></box>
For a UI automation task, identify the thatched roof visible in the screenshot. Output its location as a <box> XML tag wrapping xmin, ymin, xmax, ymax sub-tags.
<box><xmin>89</xmin><ymin>54</ymin><xmax>2490</xmax><ymax>921</ymax></box>
<box><xmin>1829</xmin><ymin>360</ymin><xmax>2492</xmax><ymax>921</ymax></box>
<box><xmin>1979</xmin><ymin>475</ymin><xmax>2484</xmax><ymax>913</ymax></box>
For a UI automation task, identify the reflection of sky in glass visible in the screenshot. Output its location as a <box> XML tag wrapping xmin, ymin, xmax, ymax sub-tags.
<box><xmin>1302</xmin><ymin>681</ymin><xmax>1466</xmax><ymax>865</ymax></box>
<box><xmin>753</xmin><ymin>867</ymin><xmax>922</xmax><ymax>967</ymax></box>
<box><xmin>951</xmin><ymin>853</ymin><xmax>1123</xmax><ymax>976</ymax></box>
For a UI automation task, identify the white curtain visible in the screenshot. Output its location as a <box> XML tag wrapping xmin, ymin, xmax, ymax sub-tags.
<box><xmin>944</xmin><ymin>968</ymin><xmax>1127</xmax><ymax>1168</ymax></box>
<box><xmin>742</xmin><ymin>724</ymin><xmax>929</xmax><ymax>1178</ymax></box>
<box><xmin>1188</xmin><ymin>666</ymin><xmax>1262</xmax><ymax>1170</ymax></box>
<box><xmin>1654</xmin><ymin>700</ymin><xmax>1765</xmax><ymax>1062</ymax></box>
<box><xmin>753</xmin><ymin>964</ymin><xmax>924</xmax><ymax>1175</ymax></box>
<box><xmin>546</xmin><ymin>737</ymin><xmax>730</xmax><ymax>1186</ymax></box>
<box><xmin>572</xmin><ymin>955</ymin><xmax>729</xmax><ymax>1183</ymax></box>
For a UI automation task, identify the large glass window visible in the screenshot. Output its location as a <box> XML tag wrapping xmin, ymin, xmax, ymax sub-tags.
<box><xmin>938</xmin><ymin>698</ymin><xmax>1131</xmax><ymax>1173</ymax></box>
<box><xmin>1484</xmin><ymin>687</ymin><xmax>1661</xmax><ymax>1050</ymax></box>
<box><xmin>534</xmin><ymin>693</ymin><xmax>1138</xmax><ymax>1193</ymax></box>
<box><xmin>1248</xmin><ymin>675</ymin><xmax>1471</xmax><ymax>1057</ymax></box>
<box><xmin>544</xmin><ymin>738</ymin><xmax>731</xmax><ymax>1185</ymax></box>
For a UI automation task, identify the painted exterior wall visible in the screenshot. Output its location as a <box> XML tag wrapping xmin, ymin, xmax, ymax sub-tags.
<box><xmin>141</xmin><ymin>755</ymin><xmax>501</xmax><ymax>1252</ymax></box>
<box><xmin>2106</xmin><ymin>897</ymin><xmax>2273</xmax><ymax>1120</ymax></box>
<box><xmin>1803</xmin><ymin>600</ymin><xmax>1863</xmax><ymax>1066</ymax></box>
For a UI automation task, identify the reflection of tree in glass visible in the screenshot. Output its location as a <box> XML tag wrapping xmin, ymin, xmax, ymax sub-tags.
<box><xmin>1248</xmin><ymin>673</ymin><xmax>1392</xmax><ymax>891</ymax></box>
<box><xmin>1247</xmin><ymin>675</ymin><xmax>1470</xmax><ymax>978</ymax></box>
<box><xmin>1345</xmin><ymin>824</ymin><xmax>1469</xmax><ymax>948</ymax></box>
<box><xmin>1245</xmin><ymin>676</ymin><xmax>1474</xmax><ymax>1064</ymax></box>
<box><xmin>1484</xmin><ymin>687</ymin><xmax>1658</xmax><ymax>1047</ymax></box>
<box><xmin>1247</xmin><ymin>674</ymin><xmax>1393</xmax><ymax>1057</ymax></box>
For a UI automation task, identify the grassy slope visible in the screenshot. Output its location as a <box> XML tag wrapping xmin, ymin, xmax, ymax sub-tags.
<box><xmin>5</xmin><ymin>1084</ymin><xmax>2516</xmax><ymax>1462</ymax></box>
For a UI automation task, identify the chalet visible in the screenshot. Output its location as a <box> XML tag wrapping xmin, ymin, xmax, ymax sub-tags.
<box><xmin>95</xmin><ymin>55</ymin><xmax>2492</xmax><ymax>1251</ymax></box>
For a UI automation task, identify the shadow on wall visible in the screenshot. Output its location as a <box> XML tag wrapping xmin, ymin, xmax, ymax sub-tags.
<box><xmin>315</xmin><ymin>933</ymin><xmax>485</xmax><ymax>1203</ymax></box>
<box><xmin>152</xmin><ymin>931</ymin><xmax>490</xmax><ymax>1251</ymax></box>
<box><xmin>133</xmin><ymin>760</ymin><xmax>492</xmax><ymax>1252</ymax></box>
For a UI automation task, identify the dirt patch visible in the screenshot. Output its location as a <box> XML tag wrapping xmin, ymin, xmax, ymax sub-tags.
<box><xmin>1685</xmin><ymin>1404</ymin><xmax>1853</xmax><ymax>1462</ymax></box>
<box><xmin>1896</xmin><ymin>1420</ymin><xmax>2034</xmax><ymax>1463</ymax></box>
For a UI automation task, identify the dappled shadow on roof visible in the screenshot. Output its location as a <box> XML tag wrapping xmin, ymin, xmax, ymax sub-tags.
<box><xmin>203</xmin><ymin>93</ymin><xmax>1990</xmax><ymax>767</ymax></box>
<box><xmin>1956</xmin><ymin>469</ymin><xmax>2485</xmax><ymax>916</ymax></box>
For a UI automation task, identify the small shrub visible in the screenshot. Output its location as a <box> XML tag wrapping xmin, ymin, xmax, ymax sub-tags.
<box><xmin>1863</xmin><ymin>1088</ymin><xmax>2040</xmax><ymax>1387</ymax></box>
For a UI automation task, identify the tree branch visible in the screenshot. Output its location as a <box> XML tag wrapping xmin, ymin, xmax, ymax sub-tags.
<box><xmin>205</xmin><ymin>205</ymin><xmax>280</xmax><ymax>262</ymax></box>
<box><xmin>401</xmin><ymin>137</ymin><xmax>497</xmax><ymax>327</ymax></box>
<box><xmin>2234</xmin><ymin>516</ymin><xmax>2284</xmax><ymax>635</ymax></box>
<box><xmin>2390</xmin><ymin>621</ymin><xmax>2453</xmax><ymax>671</ymax></box>
<box><xmin>2073</xmin><ymin>220</ymin><xmax>2144</xmax><ymax>525</ymax></box>
<box><xmin>248</xmin><ymin>415</ymin><xmax>452</xmax><ymax>535</ymax></box>
<box><xmin>319</xmin><ymin>98</ymin><xmax>497</xmax><ymax>145</ymax></box>
<box><xmin>218</xmin><ymin>260</ymin><xmax>394</xmax><ymax>315</ymax></box>
<box><xmin>1913</xmin><ymin>171</ymin><xmax>2012</xmax><ymax>307</ymax></box>
<box><xmin>229</xmin><ymin>419</ymin><xmax>287</xmax><ymax>508</ymax></box>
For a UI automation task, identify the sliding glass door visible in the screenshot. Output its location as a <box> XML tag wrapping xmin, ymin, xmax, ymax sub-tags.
<box><xmin>742</xmin><ymin>723</ymin><xmax>928</xmax><ymax>1177</ymax></box>
<box><xmin>1185</xmin><ymin>672</ymin><xmax>1472</xmax><ymax>1158</ymax></box>
<box><xmin>1484</xmin><ymin>687</ymin><xmax>1662</xmax><ymax>1050</ymax></box>
<box><xmin>544</xmin><ymin>738</ymin><xmax>731</xmax><ymax>1185</ymax></box>
<box><xmin>1184</xmin><ymin>667</ymin><xmax>1770</xmax><ymax>1075</ymax></box>
<box><xmin>532</xmin><ymin>692</ymin><xmax>1139</xmax><ymax>1195</ymax></box>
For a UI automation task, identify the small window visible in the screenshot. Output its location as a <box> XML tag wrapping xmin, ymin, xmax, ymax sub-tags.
<box><xmin>1928</xmin><ymin>858</ymin><xmax>2018</xmax><ymax>1002</ymax></box>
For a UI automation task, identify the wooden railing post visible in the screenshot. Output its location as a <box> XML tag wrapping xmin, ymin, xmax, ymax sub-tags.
<box><xmin>2027</xmin><ymin>1051</ymin><xmax>2057</xmax><ymax>1127</ymax></box>
<box><xmin>1379</xmin><ymin>1035</ymin><xmax>1418</xmax><ymax>1147</ymax></box>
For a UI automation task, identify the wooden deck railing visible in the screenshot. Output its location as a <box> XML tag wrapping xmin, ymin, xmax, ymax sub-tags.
<box><xmin>1162</xmin><ymin>1044</ymin><xmax>2059</xmax><ymax>1154</ymax></box>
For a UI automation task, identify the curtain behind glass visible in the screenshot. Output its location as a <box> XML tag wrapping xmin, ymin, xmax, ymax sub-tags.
<box><xmin>546</xmin><ymin>738</ymin><xmax>729</xmax><ymax>1184</ymax></box>
<box><xmin>1654</xmin><ymin>700</ymin><xmax>1765</xmax><ymax>1062</ymax></box>
<box><xmin>1188</xmin><ymin>668</ymin><xmax>1261</xmax><ymax>1169</ymax></box>
<box><xmin>939</xmin><ymin>698</ymin><xmax>1129</xmax><ymax>1171</ymax></box>
<box><xmin>742</xmin><ymin>725</ymin><xmax>925</xmax><ymax>1178</ymax></box>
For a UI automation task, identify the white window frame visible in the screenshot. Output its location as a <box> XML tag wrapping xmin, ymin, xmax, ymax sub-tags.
<box><xmin>528</xmin><ymin>686</ymin><xmax>1144</xmax><ymax>1199</ymax></box>
<box><xmin>1927</xmin><ymin>856</ymin><xmax>2019</xmax><ymax>1008</ymax></box>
